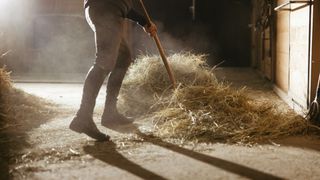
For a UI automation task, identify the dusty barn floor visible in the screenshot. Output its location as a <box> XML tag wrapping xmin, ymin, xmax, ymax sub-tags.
<box><xmin>4</xmin><ymin>68</ymin><xmax>320</xmax><ymax>179</ymax></box>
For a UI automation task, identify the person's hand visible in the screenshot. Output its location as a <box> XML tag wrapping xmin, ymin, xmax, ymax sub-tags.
<box><xmin>144</xmin><ymin>22</ymin><xmax>157</xmax><ymax>37</ymax></box>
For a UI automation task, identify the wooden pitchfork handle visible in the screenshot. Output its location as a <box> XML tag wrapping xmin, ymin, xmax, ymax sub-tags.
<box><xmin>139</xmin><ymin>0</ymin><xmax>177</xmax><ymax>88</ymax></box>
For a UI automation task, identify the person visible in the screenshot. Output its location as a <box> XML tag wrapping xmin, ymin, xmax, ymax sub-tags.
<box><xmin>69</xmin><ymin>0</ymin><xmax>157</xmax><ymax>141</ymax></box>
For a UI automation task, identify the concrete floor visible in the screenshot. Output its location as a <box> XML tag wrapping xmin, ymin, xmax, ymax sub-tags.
<box><xmin>8</xmin><ymin>68</ymin><xmax>320</xmax><ymax>179</ymax></box>
<box><xmin>14</xmin><ymin>83</ymin><xmax>101</xmax><ymax>109</ymax></box>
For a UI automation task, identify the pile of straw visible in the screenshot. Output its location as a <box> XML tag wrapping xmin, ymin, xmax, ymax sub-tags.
<box><xmin>0</xmin><ymin>67</ymin><xmax>55</xmax><ymax>129</ymax></box>
<box><xmin>120</xmin><ymin>53</ymin><xmax>215</xmax><ymax>117</ymax></box>
<box><xmin>0</xmin><ymin>67</ymin><xmax>12</xmax><ymax>124</ymax></box>
<box><xmin>119</xmin><ymin>53</ymin><xmax>316</xmax><ymax>143</ymax></box>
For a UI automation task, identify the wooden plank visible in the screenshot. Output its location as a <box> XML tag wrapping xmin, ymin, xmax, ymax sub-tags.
<box><xmin>275</xmin><ymin>0</ymin><xmax>290</xmax><ymax>92</ymax></box>
<box><xmin>277</xmin><ymin>32</ymin><xmax>290</xmax><ymax>53</ymax></box>
<box><xmin>275</xmin><ymin>52</ymin><xmax>289</xmax><ymax>92</ymax></box>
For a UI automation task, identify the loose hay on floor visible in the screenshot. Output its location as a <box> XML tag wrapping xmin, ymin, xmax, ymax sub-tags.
<box><xmin>0</xmin><ymin>67</ymin><xmax>56</xmax><ymax>129</ymax></box>
<box><xmin>0</xmin><ymin>67</ymin><xmax>12</xmax><ymax>124</ymax></box>
<box><xmin>119</xmin><ymin>52</ymin><xmax>318</xmax><ymax>144</ymax></box>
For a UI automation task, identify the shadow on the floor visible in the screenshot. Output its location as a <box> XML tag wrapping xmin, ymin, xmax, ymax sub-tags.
<box><xmin>102</xmin><ymin>123</ymin><xmax>140</xmax><ymax>134</ymax></box>
<box><xmin>83</xmin><ymin>141</ymin><xmax>167</xmax><ymax>180</ymax></box>
<box><xmin>0</xmin><ymin>133</ymin><xmax>10</xmax><ymax>180</ymax></box>
<box><xmin>136</xmin><ymin>132</ymin><xmax>283</xmax><ymax>180</ymax></box>
<box><xmin>0</xmin><ymin>125</ymin><xmax>38</xmax><ymax>180</ymax></box>
<box><xmin>1</xmin><ymin>130</ymin><xmax>33</xmax><ymax>179</ymax></box>
<box><xmin>0</xmin><ymin>88</ymin><xmax>58</xmax><ymax>179</ymax></box>
<box><xmin>84</xmin><ymin>124</ymin><xmax>283</xmax><ymax>180</ymax></box>
<box><xmin>0</xmin><ymin>117</ymin><xmax>57</xmax><ymax>180</ymax></box>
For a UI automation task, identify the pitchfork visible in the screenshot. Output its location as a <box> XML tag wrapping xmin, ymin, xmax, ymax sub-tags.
<box><xmin>139</xmin><ymin>0</ymin><xmax>177</xmax><ymax>89</ymax></box>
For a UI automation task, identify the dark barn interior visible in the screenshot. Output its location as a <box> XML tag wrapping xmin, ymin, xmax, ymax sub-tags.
<box><xmin>141</xmin><ymin>0</ymin><xmax>252</xmax><ymax>66</ymax></box>
<box><xmin>2</xmin><ymin>0</ymin><xmax>253</xmax><ymax>75</ymax></box>
<box><xmin>1</xmin><ymin>0</ymin><xmax>320</xmax><ymax>179</ymax></box>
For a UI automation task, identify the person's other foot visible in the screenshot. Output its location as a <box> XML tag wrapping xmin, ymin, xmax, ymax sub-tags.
<box><xmin>70</xmin><ymin>116</ymin><xmax>110</xmax><ymax>141</ymax></box>
<box><xmin>101</xmin><ymin>111</ymin><xmax>134</xmax><ymax>128</ymax></box>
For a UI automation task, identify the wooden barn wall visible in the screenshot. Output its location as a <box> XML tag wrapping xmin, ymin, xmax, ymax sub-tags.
<box><xmin>251</xmin><ymin>0</ymin><xmax>274</xmax><ymax>80</ymax></box>
<box><xmin>28</xmin><ymin>0</ymin><xmax>88</xmax><ymax>74</ymax></box>
<box><xmin>0</xmin><ymin>1</ymin><xmax>35</xmax><ymax>72</ymax></box>
<box><xmin>275</xmin><ymin>0</ymin><xmax>290</xmax><ymax>94</ymax></box>
<box><xmin>273</xmin><ymin>0</ymin><xmax>314</xmax><ymax>110</ymax></box>
<box><xmin>1</xmin><ymin>0</ymin><xmax>85</xmax><ymax>74</ymax></box>
<box><xmin>253</xmin><ymin>0</ymin><xmax>317</xmax><ymax>111</ymax></box>
<box><xmin>35</xmin><ymin>0</ymin><xmax>83</xmax><ymax>14</ymax></box>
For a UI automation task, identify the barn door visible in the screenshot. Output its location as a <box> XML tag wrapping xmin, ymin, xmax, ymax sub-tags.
<box><xmin>288</xmin><ymin>2</ymin><xmax>312</xmax><ymax>109</ymax></box>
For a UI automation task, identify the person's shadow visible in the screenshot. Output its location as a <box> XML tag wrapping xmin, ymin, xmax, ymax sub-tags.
<box><xmin>83</xmin><ymin>140</ymin><xmax>167</xmax><ymax>180</ymax></box>
<box><xmin>135</xmin><ymin>132</ymin><xmax>283</xmax><ymax>180</ymax></box>
<box><xmin>101</xmin><ymin>122</ymin><xmax>140</xmax><ymax>134</ymax></box>
<box><xmin>84</xmin><ymin>124</ymin><xmax>283</xmax><ymax>180</ymax></box>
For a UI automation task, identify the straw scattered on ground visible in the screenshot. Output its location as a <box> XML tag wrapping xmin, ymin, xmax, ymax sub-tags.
<box><xmin>119</xmin><ymin>52</ymin><xmax>319</xmax><ymax>144</ymax></box>
<box><xmin>0</xmin><ymin>67</ymin><xmax>12</xmax><ymax>124</ymax></box>
<box><xmin>0</xmin><ymin>67</ymin><xmax>56</xmax><ymax>130</ymax></box>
